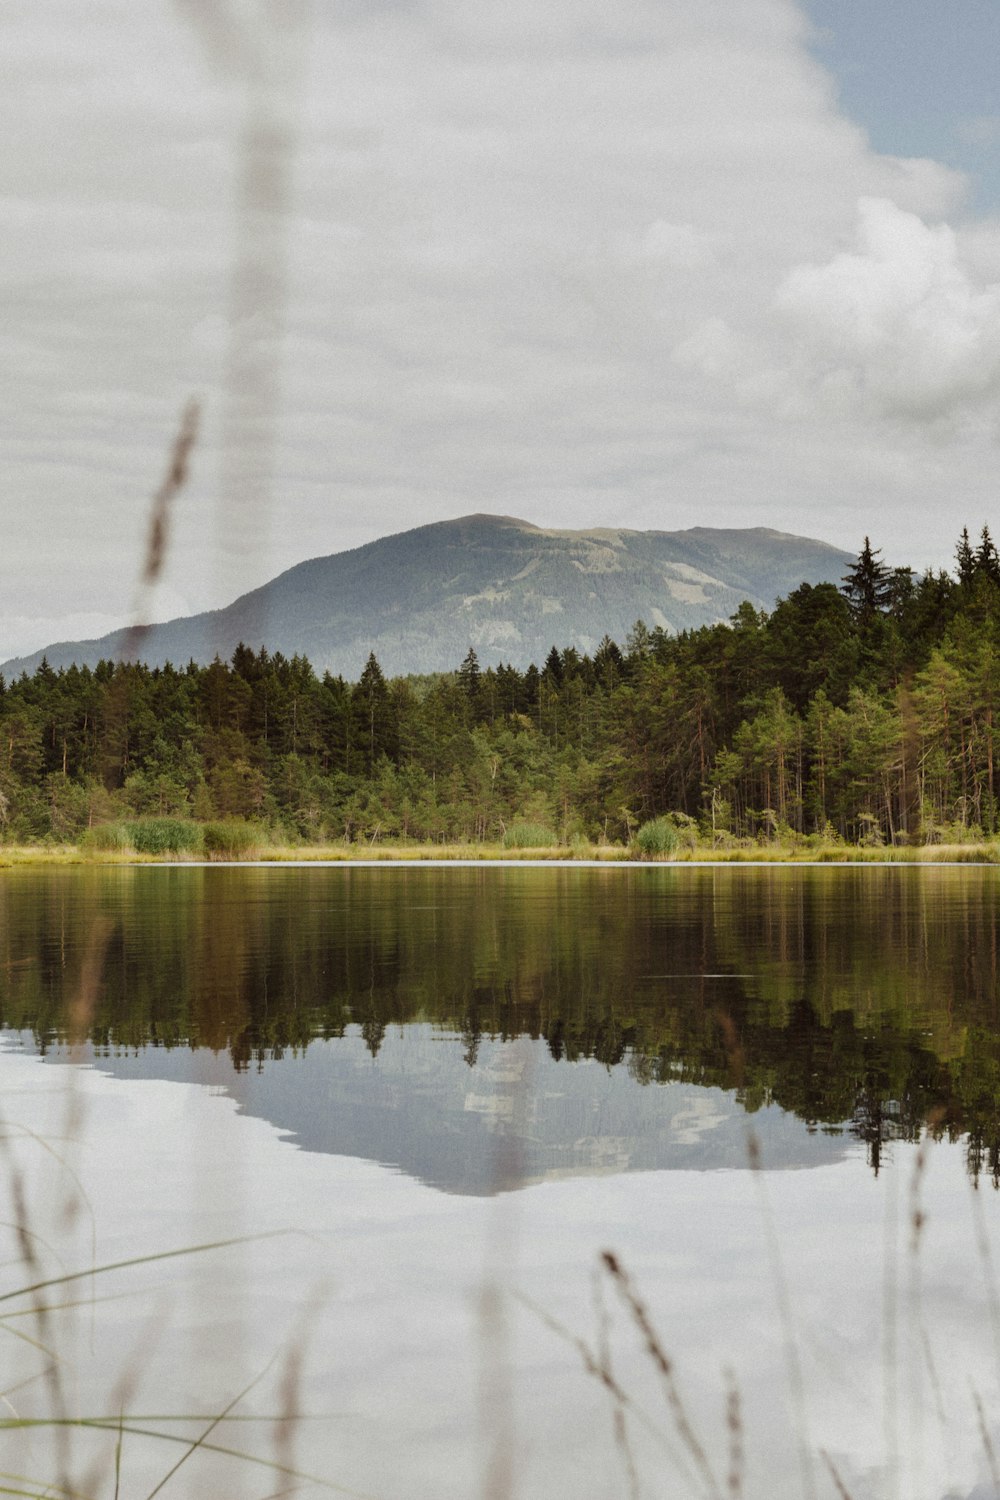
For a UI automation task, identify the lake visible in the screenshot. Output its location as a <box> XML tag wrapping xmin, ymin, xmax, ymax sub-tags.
<box><xmin>1</xmin><ymin>864</ymin><xmax>999</xmax><ymax>1500</ymax></box>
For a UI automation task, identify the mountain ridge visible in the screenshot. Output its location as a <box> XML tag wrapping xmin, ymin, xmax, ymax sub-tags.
<box><xmin>3</xmin><ymin>513</ymin><xmax>854</xmax><ymax>679</ymax></box>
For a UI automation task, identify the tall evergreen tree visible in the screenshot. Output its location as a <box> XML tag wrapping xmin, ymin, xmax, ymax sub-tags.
<box><xmin>458</xmin><ymin>647</ymin><xmax>481</xmax><ymax>699</ymax></box>
<box><xmin>593</xmin><ymin>635</ymin><xmax>624</xmax><ymax>690</ymax></box>
<box><xmin>956</xmin><ymin>527</ymin><xmax>975</xmax><ymax>588</ymax></box>
<box><xmin>352</xmin><ymin>653</ymin><xmax>396</xmax><ymax>772</ymax></box>
<box><xmin>976</xmin><ymin>525</ymin><xmax>1000</xmax><ymax>588</ymax></box>
<box><xmin>542</xmin><ymin>646</ymin><xmax>564</xmax><ymax>686</ymax></box>
<box><xmin>840</xmin><ymin>537</ymin><xmax>892</xmax><ymax>622</ymax></box>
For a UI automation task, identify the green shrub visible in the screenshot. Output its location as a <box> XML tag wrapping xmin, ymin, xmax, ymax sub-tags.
<box><xmin>127</xmin><ymin>818</ymin><xmax>202</xmax><ymax>855</ymax></box>
<box><xmin>202</xmin><ymin>820</ymin><xmax>268</xmax><ymax>859</ymax></box>
<box><xmin>634</xmin><ymin>817</ymin><xmax>679</xmax><ymax>856</ymax></box>
<box><xmin>85</xmin><ymin>823</ymin><xmax>133</xmax><ymax>853</ymax></box>
<box><xmin>84</xmin><ymin>819</ymin><xmax>203</xmax><ymax>855</ymax></box>
<box><xmin>502</xmin><ymin>821</ymin><xmax>557</xmax><ymax>849</ymax></box>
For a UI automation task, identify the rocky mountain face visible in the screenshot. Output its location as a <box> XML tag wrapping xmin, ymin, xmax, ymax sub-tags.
<box><xmin>3</xmin><ymin>513</ymin><xmax>853</xmax><ymax>679</ymax></box>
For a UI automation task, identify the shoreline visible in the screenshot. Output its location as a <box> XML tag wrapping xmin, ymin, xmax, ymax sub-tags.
<box><xmin>3</xmin><ymin>841</ymin><xmax>1000</xmax><ymax>868</ymax></box>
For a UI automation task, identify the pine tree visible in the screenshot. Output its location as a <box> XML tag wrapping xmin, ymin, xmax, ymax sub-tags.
<box><xmin>594</xmin><ymin>635</ymin><xmax>624</xmax><ymax>689</ymax></box>
<box><xmin>542</xmin><ymin>646</ymin><xmax>564</xmax><ymax>686</ymax></box>
<box><xmin>458</xmin><ymin>646</ymin><xmax>481</xmax><ymax>699</ymax></box>
<box><xmin>352</xmin><ymin>652</ymin><xmax>396</xmax><ymax>772</ymax></box>
<box><xmin>976</xmin><ymin>525</ymin><xmax>1000</xmax><ymax>587</ymax></box>
<box><xmin>626</xmin><ymin>619</ymin><xmax>652</xmax><ymax>659</ymax></box>
<box><xmin>840</xmin><ymin>537</ymin><xmax>892</xmax><ymax>622</ymax></box>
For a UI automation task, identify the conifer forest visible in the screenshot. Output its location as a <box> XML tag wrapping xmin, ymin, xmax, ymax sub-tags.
<box><xmin>5</xmin><ymin>529</ymin><xmax>1000</xmax><ymax>850</ymax></box>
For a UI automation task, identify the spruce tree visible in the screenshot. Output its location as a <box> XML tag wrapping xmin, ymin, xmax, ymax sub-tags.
<box><xmin>542</xmin><ymin>646</ymin><xmax>564</xmax><ymax>686</ymax></box>
<box><xmin>976</xmin><ymin>525</ymin><xmax>1000</xmax><ymax>587</ymax></box>
<box><xmin>594</xmin><ymin>635</ymin><xmax>624</xmax><ymax>689</ymax></box>
<box><xmin>840</xmin><ymin>537</ymin><xmax>892</xmax><ymax>622</ymax></box>
<box><xmin>352</xmin><ymin>653</ymin><xmax>395</xmax><ymax>772</ymax></box>
<box><xmin>458</xmin><ymin>646</ymin><xmax>481</xmax><ymax>699</ymax></box>
<box><xmin>955</xmin><ymin>527</ymin><xmax>975</xmax><ymax>588</ymax></box>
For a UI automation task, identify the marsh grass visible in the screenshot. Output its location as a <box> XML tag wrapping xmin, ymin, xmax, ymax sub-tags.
<box><xmin>7</xmin><ymin>837</ymin><xmax>1000</xmax><ymax>866</ymax></box>
<box><xmin>633</xmin><ymin>817</ymin><xmax>681</xmax><ymax>857</ymax></box>
<box><xmin>515</xmin><ymin>1132</ymin><xmax>1000</xmax><ymax>1500</ymax></box>
<box><xmin>0</xmin><ymin>907</ymin><xmax>334</xmax><ymax>1500</ymax></box>
<box><xmin>201</xmin><ymin>819</ymin><xmax>271</xmax><ymax>860</ymax></box>
<box><xmin>0</xmin><ymin>1150</ymin><xmax>344</xmax><ymax>1500</ymax></box>
<box><xmin>85</xmin><ymin>820</ymin><xmax>204</xmax><ymax>858</ymax></box>
<box><xmin>501</xmin><ymin>821</ymin><xmax>558</xmax><ymax>849</ymax></box>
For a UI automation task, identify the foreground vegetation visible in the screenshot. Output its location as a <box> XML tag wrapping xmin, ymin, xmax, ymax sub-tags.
<box><xmin>5</xmin><ymin>527</ymin><xmax>1000</xmax><ymax>853</ymax></box>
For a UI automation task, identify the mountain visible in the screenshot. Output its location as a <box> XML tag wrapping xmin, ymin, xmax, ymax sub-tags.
<box><xmin>2</xmin><ymin>513</ymin><xmax>854</xmax><ymax>679</ymax></box>
<box><xmin>69</xmin><ymin>1030</ymin><xmax>849</xmax><ymax>1196</ymax></box>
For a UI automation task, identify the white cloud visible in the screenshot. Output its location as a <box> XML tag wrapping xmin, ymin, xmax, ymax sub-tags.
<box><xmin>674</xmin><ymin>317</ymin><xmax>743</xmax><ymax>379</ymax></box>
<box><xmin>774</xmin><ymin>197</ymin><xmax>1000</xmax><ymax>423</ymax></box>
<box><xmin>622</xmin><ymin>220</ymin><xmax>715</xmax><ymax>268</ymax></box>
<box><xmin>5</xmin><ymin>0</ymin><xmax>1000</xmax><ymax>650</ymax></box>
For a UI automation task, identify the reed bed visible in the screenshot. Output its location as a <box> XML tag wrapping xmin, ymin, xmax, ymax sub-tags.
<box><xmin>4</xmin><ymin>839</ymin><xmax>1000</xmax><ymax>867</ymax></box>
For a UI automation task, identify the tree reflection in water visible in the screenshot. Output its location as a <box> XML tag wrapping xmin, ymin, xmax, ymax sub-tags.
<box><xmin>2</xmin><ymin>865</ymin><xmax>1000</xmax><ymax>1183</ymax></box>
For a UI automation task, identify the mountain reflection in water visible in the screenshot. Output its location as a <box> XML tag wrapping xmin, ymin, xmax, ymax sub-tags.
<box><xmin>51</xmin><ymin>1030</ymin><xmax>848</xmax><ymax>1193</ymax></box>
<box><xmin>2</xmin><ymin>863</ymin><xmax>1000</xmax><ymax>1188</ymax></box>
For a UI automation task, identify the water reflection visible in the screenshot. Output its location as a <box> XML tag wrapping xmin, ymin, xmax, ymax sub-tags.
<box><xmin>2</xmin><ymin>865</ymin><xmax>1000</xmax><ymax>1186</ymax></box>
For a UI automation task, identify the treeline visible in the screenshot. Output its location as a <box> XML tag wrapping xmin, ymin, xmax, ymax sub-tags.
<box><xmin>4</xmin><ymin>526</ymin><xmax>1000</xmax><ymax>846</ymax></box>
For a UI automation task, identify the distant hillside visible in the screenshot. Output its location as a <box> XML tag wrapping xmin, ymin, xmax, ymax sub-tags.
<box><xmin>2</xmin><ymin>514</ymin><xmax>853</xmax><ymax>679</ymax></box>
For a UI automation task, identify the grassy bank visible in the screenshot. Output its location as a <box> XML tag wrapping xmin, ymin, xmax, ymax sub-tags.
<box><xmin>4</xmin><ymin>839</ymin><xmax>1000</xmax><ymax>866</ymax></box>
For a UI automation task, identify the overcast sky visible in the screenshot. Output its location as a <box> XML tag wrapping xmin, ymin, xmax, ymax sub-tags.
<box><xmin>4</xmin><ymin>0</ymin><xmax>1000</xmax><ymax>661</ymax></box>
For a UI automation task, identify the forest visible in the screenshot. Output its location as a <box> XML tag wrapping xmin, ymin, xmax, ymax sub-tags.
<box><xmin>4</xmin><ymin>527</ymin><xmax>1000</xmax><ymax>850</ymax></box>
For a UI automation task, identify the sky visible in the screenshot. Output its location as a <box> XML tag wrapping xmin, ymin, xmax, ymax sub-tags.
<box><xmin>4</xmin><ymin>0</ymin><xmax>1000</xmax><ymax>661</ymax></box>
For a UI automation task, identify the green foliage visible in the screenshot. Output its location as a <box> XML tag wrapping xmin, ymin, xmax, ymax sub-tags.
<box><xmin>86</xmin><ymin>818</ymin><xmax>203</xmax><ymax>855</ymax></box>
<box><xmin>85</xmin><ymin>823</ymin><xmax>134</xmax><ymax>853</ymax></box>
<box><xmin>6</xmin><ymin>524</ymin><xmax>1000</xmax><ymax>854</ymax></box>
<box><xmin>128</xmin><ymin>818</ymin><xmax>203</xmax><ymax>855</ymax></box>
<box><xmin>634</xmin><ymin>817</ymin><xmax>679</xmax><ymax>856</ymax></box>
<box><xmin>841</xmin><ymin>535</ymin><xmax>893</xmax><ymax>622</ymax></box>
<box><xmin>202</xmin><ymin>820</ymin><xmax>269</xmax><ymax>859</ymax></box>
<box><xmin>502</xmin><ymin>820</ymin><xmax>557</xmax><ymax>848</ymax></box>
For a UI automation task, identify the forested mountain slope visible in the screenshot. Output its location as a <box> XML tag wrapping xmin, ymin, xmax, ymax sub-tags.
<box><xmin>3</xmin><ymin>527</ymin><xmax>1000</xmax><ymax>851</ymax></box>
<box><xmin>3</xmin><ymin>513</ymin><xmax>851</xmax><ymax>678</ymax></box>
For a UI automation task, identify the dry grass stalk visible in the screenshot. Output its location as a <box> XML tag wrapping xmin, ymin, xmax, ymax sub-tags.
<box><xmin>512</xmin><ymin>1283</ymin><xmax>700</xmax><ymax>1483</ymax></box>
<box><xmin>591</xmin><ymin>1264</ymin><xmax>641</xmax><ymax>1500</ymax></box>
<box><xmin>968</xmin><ymin>1169</ymin><xmax>1000</xmax><ymax>1399</ymax></box>
<box><xmin>908</xmin><ymin>1129</ymin><xmax>933</xmax><ymax>1258</ymax></box>
<box><xmin>122</xmin><ymin>399</ymin><xmax>200</xmax><ymax>664</ymax></box>
<box><xmin>272</xmin><ymin>1284</ymin><xmax>327</xmax><ymax>1484</ymax></box>
<box><xmin>175</xmin><ymin>0</ymin><xmax>308</xmax><ymax>616</ymax></box>
<box><xmin>479</xmin><ymin>1279</ymin><xmax>514</xmax><ymax>1500</ymax></box>
<box><xmin>5</xmin><ymin>1158</ymin><xmax>73</xmax><ymax>1496</ymax></box>
<box><xmin>745</xmin><ymin>1132</ymin><xmax>814</xmax><ymax>1500</ymax></box>
<box><xmin>905</xmin><ymin>1117</ymin><xmax>948</xmax><ymax>1492</ymax></box>
<box><xmin>973</xmin><ymin>1385</ymin><xmax>1000</xmax><ymax>1494</ymax></box>
<box><xmin>723</xmin><ymin>1367</ymin><xmax>743</xmax><ymax>1500</ymax></box>
<box><xmin>0</xmin><ymin>913</ymin><xmax>115</xmax><ymax>1493</ymax></box>
<box><xmin>820</xmin><ymin>1447</ymin><xmax>857</xmax><ymax>1500</ymax></box>
<box><xmin>600</xmin><ymin>1250</ymin><xmax>721</xmax><ymax>1500</ymax></box>
<box><xmin>142</xmin><ymin>398</ymin><xmax>199</xmax><ymax>588</ymax></box>
<box><xmin>717</xmin><ymin>1008</ymin><xmax>815</xmax><ymax>1500</ymax></box>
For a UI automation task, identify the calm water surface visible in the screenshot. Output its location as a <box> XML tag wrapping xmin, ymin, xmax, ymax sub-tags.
<box><xmin>1</xmin><ymin>865</ymin><xmax>999</xmax><ymax>1500</ymax></box>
